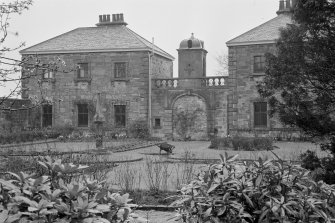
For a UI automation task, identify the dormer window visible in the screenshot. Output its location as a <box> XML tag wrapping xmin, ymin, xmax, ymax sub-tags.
<box><xmin>77</xmin><ymin>63</ymin><xmax>89</xmax><ymax>78</ymax></box>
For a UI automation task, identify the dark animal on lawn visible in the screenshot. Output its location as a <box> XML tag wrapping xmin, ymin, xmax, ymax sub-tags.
<box><xmin>157</xmin><ymin>143</ymin><xmax>175</xmax><ymax>154</ymax></box>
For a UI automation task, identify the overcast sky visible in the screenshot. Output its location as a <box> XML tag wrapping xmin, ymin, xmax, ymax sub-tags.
<box><xmin>1</xmin><ymin>0</ymin><xmax>280</xmax><ymax>97</ymax></box>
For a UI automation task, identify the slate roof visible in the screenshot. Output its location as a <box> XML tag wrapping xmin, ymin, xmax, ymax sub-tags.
<box><xmin>226</xmin><ymin>14</ymin><xmax>292</xmax><ymax>46</ymax></box>
<box><xmin>20</xmin><ymin>25</ymin><xmax>174</xmax><ymax>60</ymax></box>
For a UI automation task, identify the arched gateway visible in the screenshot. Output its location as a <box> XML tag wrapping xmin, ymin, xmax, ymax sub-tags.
<box><xmin>172</xmin><ymin>94</ymin><xmax>208</xmax><ymax>140</ymax></box>
<box><xmin>151</xmin><ymin>34</ymin><xmax>229</xmax><ymax>140</ymax></box>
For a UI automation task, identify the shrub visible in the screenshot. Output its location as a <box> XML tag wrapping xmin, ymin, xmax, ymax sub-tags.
<box><xmin>128</xmin><ymin>120</ymin><xmax>149</xmax><ymax>139</ymax></box>
<box><xmin>232</xmin><ymin>136</ymin><xmax>273</xmax><ymax>151</ymax></box>
<box><xmin>209</xmin><ymin>136</ymin><xmax>273</xmax><ymax>151</ymax></box>
<box><xmin>209</xmin><ymin>137</ymin><xmax>231</xmax><ymax>149</ymax></box>
<box><xmin>0</xmin><ymin>157</ymin><xmax>144</xmax><ymax>223</ymax></box>
<box><xmin>52</xmin><ymin>123</ymin><xmax>75</xmax><ymax>137</ymax></box>
<box><xmin>172</xmin><ymin>153</ymin><xmax>335</xmax><ymax>222</ymax></box>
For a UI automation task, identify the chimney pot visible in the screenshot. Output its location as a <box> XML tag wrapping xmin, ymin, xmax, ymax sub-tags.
<box><xmin>279</xmin><ymin>0</ymin><xmax>285</xmax><ymax>10</ymax></box>
<box><xmin>112</xmin><ymin>14</ymin><xmax>117</xmax><ymax>22</ymax></box>
<box><xmin>286</xmin><ymin>0</ymin><xmax>291</xmax><ymax>9</ymax></box>
<box><xmin>292</xmin><ymin>0</ymin><xmax>297</xmax><ymax>8</ymax></box>
<box><xmin>120</xmin><ymin>13</ymin><xmax>124</xmax><ymax>21</ymax></box>
<box><xmin>117</xmin><ymin>14</ymin><xmax>121</xmax><ymax>21</ymax></box>
<box><xmin>103</xmin><ymin>14</ymin><xmax>107</xmax><ymax>22</ymax></box>
<box><xmin>99</xmin><ymin>15</ymin><xmax>103</xmax><ymax>23</ymax></box>
<box><xmin>107</xmin><ymin>14</ymin><xmax>110</xmax><ymax>22</ymax></box>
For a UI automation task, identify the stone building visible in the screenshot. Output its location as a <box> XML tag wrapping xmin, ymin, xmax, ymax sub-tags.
<box><xmin>18</xmin><ymin>1</ymin><xmax>300</xmax><ymax>140</ymax></box>
<box><xmin>225</xmin><ymin>0</ymin><xmax>299</xmax><ymax>139</ymax></box>
<box><xmin>20</xmin><ymin>14</ymin><xmax>174</xmax><ymax>135</ymax></box>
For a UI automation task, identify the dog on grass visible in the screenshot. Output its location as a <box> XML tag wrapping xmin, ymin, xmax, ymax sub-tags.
<box><xmin>157</xmin><ymin>143</ymin><xmax>175</xmax><ymax>155</ymax></box>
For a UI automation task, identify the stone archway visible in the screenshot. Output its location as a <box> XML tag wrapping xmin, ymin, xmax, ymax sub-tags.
<box><xmin>172</xmin><ymin>95</ymin><xmax>208</xmax><ymax>140</ymax></box>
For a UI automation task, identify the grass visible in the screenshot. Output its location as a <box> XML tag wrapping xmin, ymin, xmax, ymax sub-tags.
<box><xmin>0</xmin><ymin>140</ymin><xmax>326</xmax><ymax>192</ymax></box>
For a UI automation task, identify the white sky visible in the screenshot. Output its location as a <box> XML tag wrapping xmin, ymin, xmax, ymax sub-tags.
<box><xmin>1</xmin><ymin>0</ymin><xmax>280</xmax><ymax>97</ymax></box>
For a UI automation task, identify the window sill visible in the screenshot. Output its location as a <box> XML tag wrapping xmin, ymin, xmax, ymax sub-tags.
<box><xmin>154</xmin><ymin>126</ymin><xmax>162</xmax><ymax>129</ymax></box>
<box><xmin>252</xmin><ymin>72</ymin><xmax>265</xmax><ymax>76</ymax></box>
<box><xmin>74</xmin><ymin>77</ymin><xmax>92</xmax><ymax>83</ymax></box>
<box><xmin>41</xmin><ymin>78</ymin><xmax>56</xmax><ymax>83</ymax></box>
<box><xmin>253</xmin><ymin>126</ymin><xmax>269</xmax><ymax>130</ymax></box>
<box><xmin>112</xmin><ymin>78</ymin><xmax>130</xmax><ymax>82</ymax></box>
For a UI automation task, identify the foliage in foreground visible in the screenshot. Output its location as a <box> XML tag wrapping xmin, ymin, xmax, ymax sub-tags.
<box><xmin>172</xmin><ymin>153</ymin><xmax>335</xmax><ymax>223</ymax></box>
<box><xmin>0</xmin><ymin>157</ymin><xmax>146</xmax><ymax>223</ymax></box>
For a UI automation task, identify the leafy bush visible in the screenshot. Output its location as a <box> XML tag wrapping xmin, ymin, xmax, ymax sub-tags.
<box><xmin>128</xmin><ymin>120</ymin><xmax>149</xmax><ymax>139</ymax></box>
<box><xmin>209</xmin><ymin>136</ymin><xmax>273</xmax><ymax>151</ymax></box>
<box><xmin>300</xmin><ymin>138</ymin><xmax>335</xmax><ymax>184</ymax></box>
<box><xmin>52</xmin><ymin>123</ymin><xmax>75</xmax><ymax>137</ymax></box>
<box><xmin>0</xmin><ymin>157</ymin><xmax>144</xmax><ymax>223</ymax></box>
<box><xmin>172</xmin><ymin>153</ymin><xmax>335</xmax><ymax>223</ymax></box>
<box><xmin>300</xmin><ymin>150</ymin><xmax>321</xmax><ymax>171</ymax></box>
<box><xmin>208</xmin><ymin>137</ymin><xmax>231</xmax><ymax>149</ymax></box>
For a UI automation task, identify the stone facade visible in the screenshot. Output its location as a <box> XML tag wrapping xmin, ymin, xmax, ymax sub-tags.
<box><xmin>22</xmin><ymin>52</ymin><xmax>172</xmax><ymax>132</ymax></box>
<box><xmin>15</xmin><ymin>7</ymin><xmax>300</xmax><ymax>141</ymax></box>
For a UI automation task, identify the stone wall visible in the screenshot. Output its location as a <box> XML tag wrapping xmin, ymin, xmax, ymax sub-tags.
<box><xmin>22</xmin><ymin>51</ymin><xmax>173</xmax><ymax>131</ymax></box>
<box><xmin>151</xmin><ymin>82</ymin><xmax>229</xmax><ymax>140</ymax></box>
<box><xmin>227</xmin><ymin>43</ymin><xmax>298</xmax><ymax>136</ymax></box>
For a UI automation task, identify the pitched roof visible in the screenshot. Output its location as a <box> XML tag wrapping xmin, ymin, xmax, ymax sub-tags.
<box><xmin>20</xmin><ymin>25</ymin><xmax>174</xmax><ymax>60</ymax></box>
<box><xmin>226</xmin><ymin>14</ymin><xmax>292</xmax><ymax>47</ymax></box>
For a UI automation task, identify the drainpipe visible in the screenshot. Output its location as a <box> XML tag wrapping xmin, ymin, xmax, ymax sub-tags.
<box><xmin>148</xmin><ymin>38</ymin><xmax>154</xmax><ymax>135</ymax></box>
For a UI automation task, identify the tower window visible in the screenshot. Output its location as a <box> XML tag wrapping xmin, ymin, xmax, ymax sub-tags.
<box><xmin>154</xmin><ymin>118</ymin><xmax>161</xmax><ymax>128</ymax></box>
<box><xmin>187</xmin><ymin>40</ymin><xmax>192</xmax><ymax>48</ymax></box>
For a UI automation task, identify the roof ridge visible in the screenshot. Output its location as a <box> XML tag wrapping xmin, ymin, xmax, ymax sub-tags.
<box><xmin>226</xmin><ymin>14</ymin><xmax>290</xmax><ymax>45</ymax></box>
<box><xmin>123</xmin><ymin>26</ymin><xmax>174</xmax><ymax>60</ymax></box>
<box><xmin>20</xmin><ymin>28</ymin><xmax>81</xmax><ymax>54</ymax></box>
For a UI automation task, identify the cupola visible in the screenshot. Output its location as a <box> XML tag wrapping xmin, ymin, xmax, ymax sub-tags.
<box><xmin>179</xmin><ymin>33</ymin><xmax>205</xmax><ymax>50</ymax></box>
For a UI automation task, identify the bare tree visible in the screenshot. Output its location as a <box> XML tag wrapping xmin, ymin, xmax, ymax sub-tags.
<box><xmin>0</xmin><ymin>0</ymin><xmax>70</xmax><ymax>111</ymax></box>
<box><xmin>214</xmin><ymin>51</ymin><xmax>228</xmax><ymax>76</ymax></box>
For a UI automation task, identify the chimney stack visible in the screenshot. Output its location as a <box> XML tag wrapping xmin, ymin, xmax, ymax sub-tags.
<box><xmin>286</xmin><ymin>0</ymin><xmax>291</xmax><ymax>8</ymax></box>
<box><xmin>277</xmin><ymin>0</ymin><xmax>293</xmax><ymax>15</ymax></box>
<box><xmin>96</xmin><ymin>13</ymin><xmax>128</xmax><ymax>26</ymax></box>
<box><xmin>279</xmin><ymin>0</ymin><xmax>285</xmax><ymax>11</ymax></box>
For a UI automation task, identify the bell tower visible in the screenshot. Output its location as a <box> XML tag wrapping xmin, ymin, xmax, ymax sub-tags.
<box><xmin>177</xmin><ymin>33</ymin><xmax>207</xmax><ymax>78</ymax></box>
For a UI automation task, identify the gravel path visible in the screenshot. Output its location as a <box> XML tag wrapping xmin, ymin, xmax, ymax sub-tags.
<box><xmin>134</xmin><ymin>210</ymin><xmax>177</xmax><ymax>223</ymax></box>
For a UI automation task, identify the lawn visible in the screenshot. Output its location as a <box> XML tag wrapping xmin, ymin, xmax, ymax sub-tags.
<box><xmin>0</xmin><ymin>140</ymin><xmax>327</xmax><ymax>192</ymax></box>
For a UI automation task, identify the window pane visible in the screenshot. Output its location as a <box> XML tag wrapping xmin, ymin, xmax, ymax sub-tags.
<box><xmin>114</xmin><ymin>105</ymin><xmax>126</xmax><ymax>127</ymax></box>
<box><xmin>254</xmin><ymin>56</ymin><xmax>265</xmax><ymax>73</ymax></box>
<box><xmin>254</xmin><ymin>102</ymin><xmax>267</xmax><ymax>127</ymax></box>
<box><xmin>155</xmin><ymin>118</ymin><xmax>161</xmax><ymax>127</ymax></box>
<box><xmin>77</xmin><ymin>63</ymin><xmax>88</xmax><ymax>78</ymax></box>
<box><xmin>78</xmin><ymin>104</ymin><xmax>88</xmax><ymax>127</ymax></box>
<box><xmin>42</xmin><ymin>104</ymin><xmax>52</xmax><ymax>127</ymax></box>
<box><xmin>114</xmin><ymin>62</ymin><xmax>126</xmax><ymax>78</ymax></box>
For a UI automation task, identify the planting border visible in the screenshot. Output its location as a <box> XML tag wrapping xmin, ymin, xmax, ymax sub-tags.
<box><xmin>0</xmin><ymin>139</ymin><xmax>59</xmax><ymax>148</ymax></box>
<box><xmin>105</xmin><ymin>141</ymin><xmax>163</xmax><ymax>153</ymax></box>
<box><xmin>167</xmin><ymin>157</ymin><xmax>301</xmax><ymax>164</ymax></box>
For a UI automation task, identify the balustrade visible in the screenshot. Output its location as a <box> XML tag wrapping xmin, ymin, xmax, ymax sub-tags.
<box><xmin>153</xmin><ymin>76</ymin><xmax>226</xmax><ymax>89</ymax></box>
